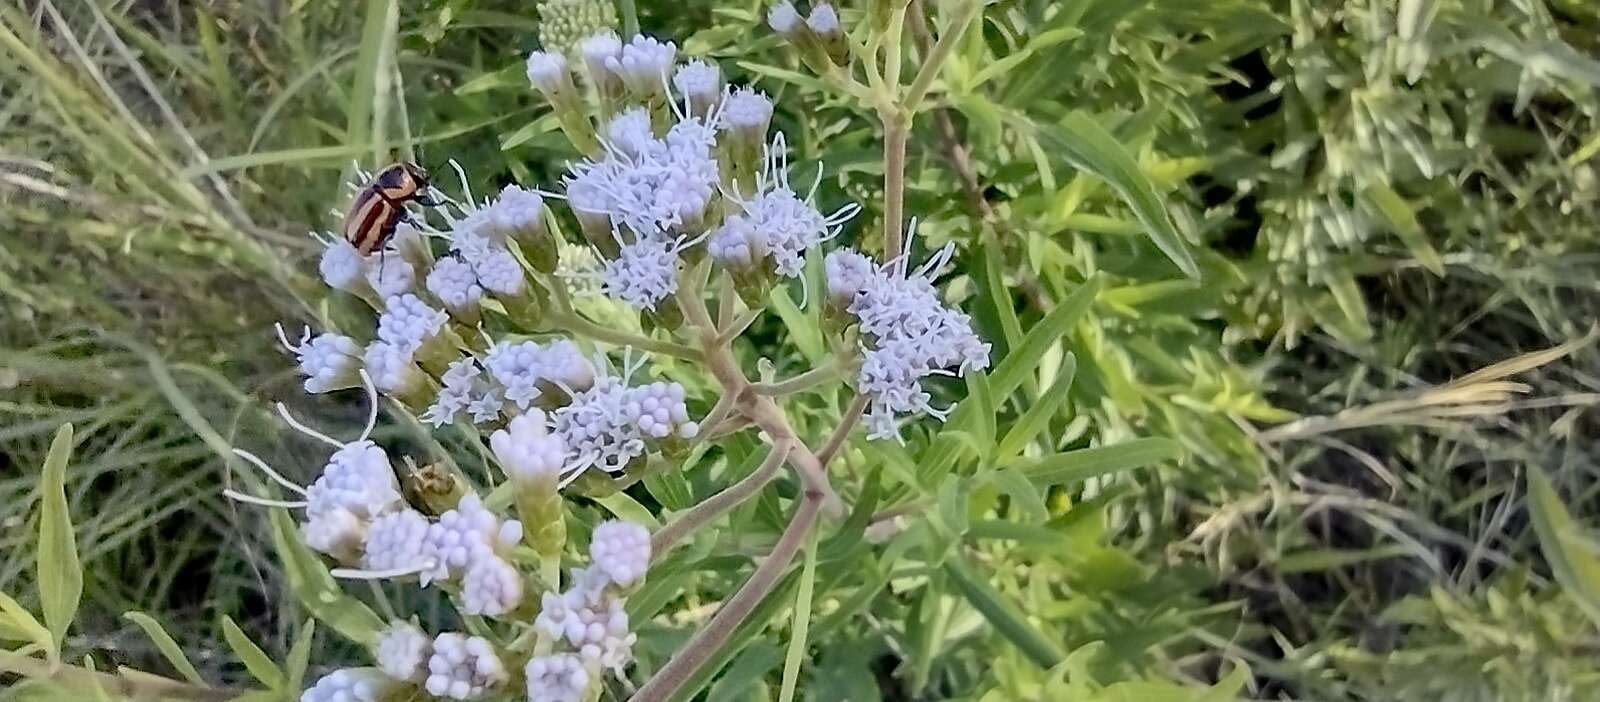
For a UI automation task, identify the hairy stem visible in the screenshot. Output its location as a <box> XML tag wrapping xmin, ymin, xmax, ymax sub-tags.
<box><xmin>882</xmin><ymin>110</ymin><xmax>909</xmax><ymax>258</ymax></box>
<box><xmin>752</xmin><ymin>360</ymin><xmax>842</xmax><ymax>397</ymax></box>
<box><xmin>651</xmin><ymin>442</ymin><xmax>793</xmax><ymax>560</ymax></box>
<box><xmin>818</xmin><ymin>394</ymin><xmax>870</xmax><ymax>466</ymax></box>
<box><xmin>546</xmin><ymin>311</ymin><xmax>703</xmax><ymax>361</ymax></box>
<box><xmin>0</xmin><ymin>651</ymin><xmax>243</xmax><ymax>702</ymax></box>
<box><xmin>629</xmin><ymin>493</ymin><xmax>824</xmax><ymax>702</ymax></box>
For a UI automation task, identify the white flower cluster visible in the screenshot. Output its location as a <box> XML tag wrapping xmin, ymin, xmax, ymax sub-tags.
<box><xmin>299</xmin><ymin>522</ymin><xmax>651</xmax><ymax>702</ymax></box>
<box><xmin>826</xmin><ymin>240</ymin><xmax>992</xmax><ymax>440</ymax></box>
<box><xmin>709</xmin><ymin>135</ymin><xmax>860</xmax><ymax>279</ymax></box>
<box><xmin>552</xmin><ymin>371</ymin><xmax>697</xmax><ymax>477</ymax></box>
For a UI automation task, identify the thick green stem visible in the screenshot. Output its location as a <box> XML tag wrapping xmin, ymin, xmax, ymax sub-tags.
<box><xmin>882</xmin><ymin>110</ymin><xmax>909</xmax><ymax>258</ymax></box>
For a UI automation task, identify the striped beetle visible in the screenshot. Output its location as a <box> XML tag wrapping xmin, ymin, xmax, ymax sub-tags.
<box><xmin>343</xmin><ymin>162</ymin><xmax>439</xmax><ymax>256</ymax></box>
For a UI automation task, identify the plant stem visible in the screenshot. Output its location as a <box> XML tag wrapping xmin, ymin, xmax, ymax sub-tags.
<box><xmin>619</xmin><ymin>0</ymin><xmax>639</xmax><ymax>36</ymax></box>
<box><xmin>651</xmin><ymin>442</ymin><xmax>792</xmax><ymax>561</ymax></box>
<box><xmin>0</xmin><ymin>651</ymin><xmax>243</xmax><ymax>702</ymax></box>
<box><xmin>752</xmin><ymin>360</ymin><xmax>841</xmax><ymax>397</ymax></box>
<box><xmin>818</xmin><ymin>394</ymin><xmax>870</xmax><ymax>466</ymax></box>
<box><xmin>903</xmin><ymin>0</ymin><xmax>980</xmax><ymax>111</ymax></box>
<box><xmin>882</xmin><ymin>109</ymin><xmax>909</xmax><ymax>258</ymax></box>
<box><xmin>629</xmin><ymin>493</ymin><xmax>824</xmax><ymax>702</ymax></box>
<box><xmin>545</xmin><ymin>311</ymin><xmax>703</xmax><ymax>362</ymax></box>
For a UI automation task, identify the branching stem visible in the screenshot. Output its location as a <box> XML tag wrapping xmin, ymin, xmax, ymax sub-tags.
<box><xmin>752</xmin><ymin>360</ymin><xmax>842</xmax><ymax>397</ymax></box>
<box><xmin>651</xmin><ymin>442</ymin><xmax>793</xmax><ymax>561</ymax></box>
<box><xmin>546</xmin><ymin>311</ymin><xmax>703</xmax><ymax>361</ymax></box>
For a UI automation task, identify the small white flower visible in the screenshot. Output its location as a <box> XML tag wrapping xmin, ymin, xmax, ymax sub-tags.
<box><xmin>301</xmin><ymin>668</ymin><xmax>393</xmax><ymax>702</ymax></box>
<box><xmin>767</xmin><ymin>1</ymin><xmax>802</xmax><ymax>35</ymax></box>
<box><xmin>485</xmin><ymin>184</ymin><xmax>546</xmax><ymax>237</ymax></box>
<box><xmin>524</xmin><ymin>654</ymin><xmax>591</xmax><ymax>702</ymax></box>
<box><xmin>707</xmin><ymin>217</ymin><xmax>761</xmax><ymax>270</ymax></box>
<box><xmin>719</xmin><ymin>88</ymin><xmax>774</xmax><ymax>137</ymax></box>
<box><xmin>534</xmin><ymin>584</ymin><xmax>634</xmax><ymax>671</ymax></box>
<box><xmin>460</xmin><ymin>553</ymin><xmax>524</xmax><ymax>616</ymax></box>
<box><xmin>606</xmin><ymin>108</ymin><xmax>663</xmax><ymax>161</ymax></box>
<box><xmin>601</xmin><ymin>237</ymin><xmax>680</xmax><ymax>310</ymax></box>
<box><xmin>280</xmin><ymin>329</ymin><xmax>363</xmax><ymax>394</ymax></box>
<box><xmin>590</xmin><ymin>520</ymin><xmax>651</xmax><ymax>587</ymax></box>
<box><xmin>525</xmin><ymin>49</ymin><xmax>570</xmax><ymax>94</ymax></box>
<box><xmin>540</xmin><ymin>340</ymin><xmax>597</xmax><ymax>393</ymax></box>
<box><xmin>425</xmin><ymin>256</ymin><xmax>484</xmax><ymax>316</ymax></box>
<box><xmin>672</xmin><ymin>60</ymin><xmax>722</xmax><ymax>109</ymax></box>
<box><xmin>579</xmin><ymin>31</ymin><xmax>624</xmax><ymax>86</ymax></box>
<box><xmin>361</xmin><ymin>508</ymin><xmax>433</xmax><ymax>574</ymax></box>
<box><xmin>376</xmin><ymin>621</ymin><xmax>431</xmax><ymax>683</ymax></box>
<box><xmin>489</xmin><ymin>412</ymin><xmax>568</xmax><ymax>483</ymax></box>
<box><xmin>606</xmin><ymin>35</ymin><xmax>676</xmax><ymax>95</ymax></box>
<box><xmin>376</xmin><ymin>294</ymin><xmax>449</xmax><ymax>354</ymax></box>
<box><xmin>362</xmin><ymin>341</ymin><xmax>426</xmax><ymax>397</ymax></box>
<box><xmin>301</xmin><ymin>508</ymin><xmax>365</xmax><ymax>563</ymax></box>
<box><xmin>824</xmin><ymin>249</ymin><xmax>876</xmax><ymax>306</ymax></box>
<box><xmin>622</xmin><ymin>381</ymin><xmax>697</xmax><ymax>440</ymax></box>
<box><xmin>365</xmin><ymin>254</ymin><xmax>416</xmax><ymax>299</ymax></box>
<box><xmin>807</xmin><ymin>2</ymin><xmax>841</xmax><ymax>36</ymax></box>
<box><xmin>484</xmin><ymin>341</ymin><xmax>548</xmax><ymax>409</ymax></box>
<box><xmin>472</xmin><ymin>247</ymin><xmax>526</xmax><ymax>297</ymax></box>
<box><xmin>319</xmin><ymin>238</ymin><xmax>371</xmax><ymax>294</ymax></box>
<box><xmin>423</xmin><ymin>358</ymin><xmax>501</xmax><ymax>428</ymax></box>
<box><xmin>306</xmin><ymin>441</ymin><xmax>404</xmax><ymax>522</ymax></box>
<box><xmin>422</xmin><ymin>495</ymin><xmax>523</xmax><ymax>583</ymax></box>
<box><xmin>425</xmin><ymin>633</ymin><xmax>507</xmax><ymax>700</ymax></box>
<box><xmin>552</xmin><ymin>376</ymin><xmax>650</xmax><ymax>476</ymax></box>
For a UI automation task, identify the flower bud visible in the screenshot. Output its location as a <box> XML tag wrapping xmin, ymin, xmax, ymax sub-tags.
<box><xmin>672</xmin><ymin>60</ymin><xmax>723</xmax><ymax>119</ymax></box>
<box><xmin>426</xmin><ymin>633</ymin><xmax>507</xmax><ymax>700</ymax></box>
<box><xmin>537</xmin><ymin>0</ymin><xmax>619</xmax><ymax>57</ymax></box>
<box><xmin>579</xmin><ymin>32</ymin><xmax>625</xmax><ymax>103</ymax></box>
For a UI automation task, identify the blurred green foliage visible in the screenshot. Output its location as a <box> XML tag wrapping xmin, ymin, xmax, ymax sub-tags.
<box><xmin>3</xmin><ymin>0</ymin><xmax>1600</xmax><ymax>699</ymax></box>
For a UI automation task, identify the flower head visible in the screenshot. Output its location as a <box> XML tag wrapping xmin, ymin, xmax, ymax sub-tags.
<box><xmin>485</xmin><ymin>184</ymin><xmax>546</xmax><ymax>239</ymax></box>
<box><xmin>423</xmin><ymin>358</ymin><xmax>503</xmax><ymax>427</ymax></box>
<box><xmin>579</xmin><ymin>31</ymin><xmax>624</xmax><ymax>89</ymax></box>
<box><xmin>461</xmin><ymin>553</ymin><xmax>524</xmax><ymax>616</ymax></box>
<box><xmin>279</xmin><ymin>327</ymin><xmax>363</xmax><ymax>394</ymax></box>
<box><xmin>319</xmin><ymin>238</ymin><xmax>371</xmax><ymax>294</ymax></box>
<box><xmin>590</xmin><ymin>520</ymin><xmax>651</xmax><ymax>587</ymax></box>
<box><xmin>362</xmin><ymin>341</ymin><xmax>426</xmax><ymax>397</ymax></box>
<box><xmin>607</xmin><ymin>35</ymin><xmax>676</xmax><ymax>95</ymax></box>
<box><xmin>306</xmin><ymin>442</ymin><xmax>403</xmax><ymax>522</ymax></box>
<box><xmin>425</xmin><ymin>256</ymin><xmax>485</xmax><ymax>317</ymax></box>
<box><xmin>490</xmin><ymin>412</ymin><xmax>568</xmax><ymax>483</ymax></box>
<box><xmin>525</xmin><ymin>654</ymin><xmax>591</xmax><ymax>702</ymax></box>
<box><xmin>472</xmin><ymin>247</ymin><xmax>527</xmax><ymax>298</ymax></box>
<box><xmin>526</xmin><ymin>49</ymin><xmax>571</xmax><ymax>95</ymax></box>
<box><xmin>425</xmin><ymin>633</ymin><xmax>506</xmax><ymax>700</ymax></box>
<box><xmin>807</xmin><ymin>3</ymin><xmax>841</xmax><ymax>36</ymax></box>
<box><xmin>365</xmin><ymin>254</ymin><xmax>416</xmax><ymax>299</ymax></box>
<box><xmin>673</xmin><ymin>60</ymin><xmax>722</xmax><ymax>116</ymax></box>
<box><xmin>301</xmin><ymin>668</ymin><xmax>394</xmax><ymax>702</ymax></box>
<box><xmin>601</xmin><ymin>237</ymin><xmax>680</xmax><ymax>310</ymax></box>
<box><xmin>361</xmin><ymin>508</ymin><xmax>433</xmax><ymax>574</ymax></box>
<box><xmin>376</xmin><ymin>621</ymin><xmax>431</xmax><ymax>683</ymax></box>
<box><xmin>767</xmin><ymin>1</ymin><xmax>802</xmax><ymax>36</ymax></box>
<box><xmin>719</xmin><ymin>88</ymin><xmax>774</xmax><ymax>138</ymax></box>
<box><xmin>422</xmin><ymin>495</ymin><xmax>523</xmax><ymax>583</ymax></box>
<box><xmin>534</xmin><ymin>584</ymin><xmax>635</xmax><ymax>671</ymax></box>
<box><xmin>376</xmin><ymin>294</ymin><xmax>449</xmax><ymax>354</ymax></box>
<box><xmin>824</xmin><ymin>249</ymin><xmax>876</xmax><ymax>306</ymax></box>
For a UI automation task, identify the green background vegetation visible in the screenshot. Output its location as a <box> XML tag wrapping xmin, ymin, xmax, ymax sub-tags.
<box><xmin>3</xmin><ymin>0</ymin><xmax>1600</xmax><ymax>699</ymax></box>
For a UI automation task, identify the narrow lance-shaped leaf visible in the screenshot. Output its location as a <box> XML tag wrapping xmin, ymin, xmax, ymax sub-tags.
<box><xmin>1012</xmin><ymin>438</ymin><xmax>1183</xmax><ymax>487</ymax></box>
<box><xmin>944</xmin><ymin>555</ymin><xmax>1067</xmax><ymax>669</ymax></box>
<box><xmin>123</xmin><ymin>612</ymin><xmax>205</xmax><ymax>685</ymax></box>
<box><xmin>268</xmin><ymin>509</ymin><xmax>385</xmax><ymax>646</ymax></box>
<box><xmin>221</xmin><ymin>615</ymin><xmax>286</xmax><ymax>690</ymax></box>
<box><xmin>1017</xmin><ymin>112</ymin><xmax>1201</xmax><ymax>278</ymax></box>
<box><xmin>1528</xmin><ymin>466</ymin><xmax>1600</xmax><ymax>628</ymax></box>
<box><xmin>37</xmin><ymin>423</ymin><xmax>82</xmax><ymax>650</ymax></box>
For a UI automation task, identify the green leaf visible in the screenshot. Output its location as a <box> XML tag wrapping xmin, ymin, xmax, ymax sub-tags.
<box><xmin>777</xmin><ymin>533</ymin><xmax>818</xmax><ymax>702</ymax></box>
<box><xmin>0</xmin><ymin>590</ymin><xmax>52</xmax><ymax>653</ymax></box>
<box><xmin>284</xmin><ymin>619</ymin><xmax>317</xmax><ymax>693</ymax></box>
<box><xmin>1528</xmin><ymin>466</ymin><xmax>1600</xmax><ymax>627</ymax></box>
<box><xmin>348</xmin><ymin>0</ymin><xmax>398</xmax><ymax>163</ymax></box>
<box><xmin>1019</xmin><ymin>113</ymin><xmax>1200</xmax><ymax>278</ymax></box>
<box><xmin>767</xmin><ymin>287</ymin><xmax>827</xmax><ymax>364</ymax></box>
<box><xmin>1364</xmin><ymin>183</ymin><xmax>1444</xmax><ymax>275</ymax></box>
<box><xmin>985</xmin><ymin>469</ymin><xmax>1050</xmax><ymax>523</ymax></box>
<box><xmin>36</xmin><ymin>424</ymin><xmax>81</xmax><ymax>649</ymax></box>
<box><xmin>990</xmin><ymin>276</ymin><xmax>1100</xmax><ymax>400</ymax></box>
<box><xmin>1013</xmin><ymin>438</ymin><xmax>1183</xmax><ymax>487</ymax></box>
<box><xmin>996</xmin><ymin>353</ymin><xmax>1077</xmax><ymax>459</ymax></box>
<box><xmin>221</xmin><ymin>615</ymin><xmax>285</xmax><ymax>689</ymax></box>
<box><xmin>945</xmin><ymin>555</ymin><xmax>1067</xmax><ymax>668</ymax></box>
<box><xmin>123</xmin><ymin>612</ymin><xmax>204</xmax><ymax>685</ymax></box>
<box><xmin>268</xmin><ymin>509</ymin><xmax>384</xmax><ymax>645</ymax></box>
<box><xmin>595</xmin><ymin>492</ymin><xmax>662</xmax><ymax>529</ymax></box>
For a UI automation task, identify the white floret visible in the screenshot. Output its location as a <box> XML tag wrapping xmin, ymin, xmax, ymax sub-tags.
<box><xmin>305</xmin><ymin>441</ymin><xmax>404</xmax><ymax>522</ymax></box>
<box><xmin>525</xmin><ymin>50</ymin><xmax>570</xmax><ymax>94</ymax></box>
<box><xmin>807</xmin><ymin>3</ymin><xmax>841</xmax><ymax>36</ymax></box>
<box><xmin>460</xmin><ymin>553</ymin><xmax>524</xmax><ymax>616</ymax></box>
<box><xmin>376</xmin><ymin>294</ymin><xmax>448</xmax><ymax>354</ymax></box>
<box><xmin>362</xmin><ymin>341</ymin><xmax>426</xmax><ymax>397</ymax></box>
<box><xmin>282</xmin><ymin>329</ymin><xmax>364</xmax><ymax>394</ymax></box>
<box><xmin>719</xmin><ymin>88</ymin><xmax>774</xmax><ymax>136</ymax></box>
<box><xmin>579</xmin><ymin>32</ymin><xmax>624</xmax><ymax>86</ymax></box>
<box><xmin>376</xmin><ymin>621</ymin><xmax>431</xmax><ymax>683</ymax></box>
<box><xmin>524</xmin><ymin>654</ymin><xmax>591</xmax><ymax>702</ymax></box>
<box><xmin>489</xmin><ymin>412</ymin><xmax>568</xmax><ymax>483</ymax></box>
<box><xmin>301</xmin><ymin>668</ymin><xmax>393</xmax><ymax>702</ymax></box>
<box><xmin>485</xmin><ymin>184</ymin><xmax>546</xmax><ymax>237</ymax></box>
<box><xmin>767</xmin><ymin>1</ymin><xmax>802</xmax><ymax>35</ymax></box>
<box><xmin>672</xmin><ymin>60</ymin><xmax>721</xmax><ymax>106</ymax></box>
<box><xmin>824</xmin><ymin>249</ymin><xmax>877</xmax><ymax>306</ymax></box>
<box><xmin>425</xmin><ymin>633</ymin><xmax>506</xmax><ymax>700</ymax></box>
<box><xmin>606</xmin><ymin>35</ymin><xmax>676</xmax><ymax>95</ymax></box>
<box><xmin>301</xmin><ymin>508</ymin><xmax>365</xmax><ymax>563</ymax></box>
<box><xmin>472</xmin><ymin>247</ymin><xmax>526</xmax><ymax>297</ymax></box>
<box><xmin>425</xmin><ymin>257</ymin><xmax>485</xmax><ymax>316</ymax></box>
<box><xmin>422</xmin><ymin>495</ymin><xmax>523</xmax><ymax>583</ymax></box>
<box><xmin>589</xmin><ymin>520</ymin><xmax>651</xmax><ymax>587</ymax></box>
<box><xmin>601</xmin><ymin>238</ymin><xmax>680</xmax><ymax>310</ymax></box>
<box><xmin>361</xmin><ymin>508</ymin><xmax>433</xmax><ymax>574</ymax></box>
<box><xmin>319</xmin><ymin>238</ymin><xmax>371</xmax><ymax>294</ymax></box>
<box><xmin>365</xmin><ymin>254</ymin><xmax>416</xmax><ymax>299</ymax></box>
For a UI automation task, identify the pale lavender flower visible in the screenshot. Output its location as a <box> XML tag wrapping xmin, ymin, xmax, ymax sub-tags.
<box><xmin>425</xmin><ymin>633</ymin><xmax>506</xmax><ymax>700</ymax></box>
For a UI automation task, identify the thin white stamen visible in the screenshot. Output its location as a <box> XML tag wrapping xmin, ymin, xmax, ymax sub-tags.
<box><xmin>224</xmin><ymin>489</ymin><xmax>309</xmax><ymax>509</ymax></box>
<box><xmin>276</xmin><ymin>402</ymin><xmax>345</xmax><ymax>449</ymax></box>
<box><xmin>231</xmin><ymin>448</ymin><xmax>308</xmax><ymax>496</ymax></box>
<box><xmin>331</xmin><ymin>563</ymin><xmax>433</xmax><ymax>580</ymax></box>
<box><xmin>358</xmin><ymin>370</ymin><xmax>379</xmax><ymax>443</ymax></box>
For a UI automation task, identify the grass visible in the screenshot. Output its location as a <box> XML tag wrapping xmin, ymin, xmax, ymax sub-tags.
<box><xmin>3</xmin><ymin>0</ymin><xmax>1600</xmax><ymax>699</ymax></box>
